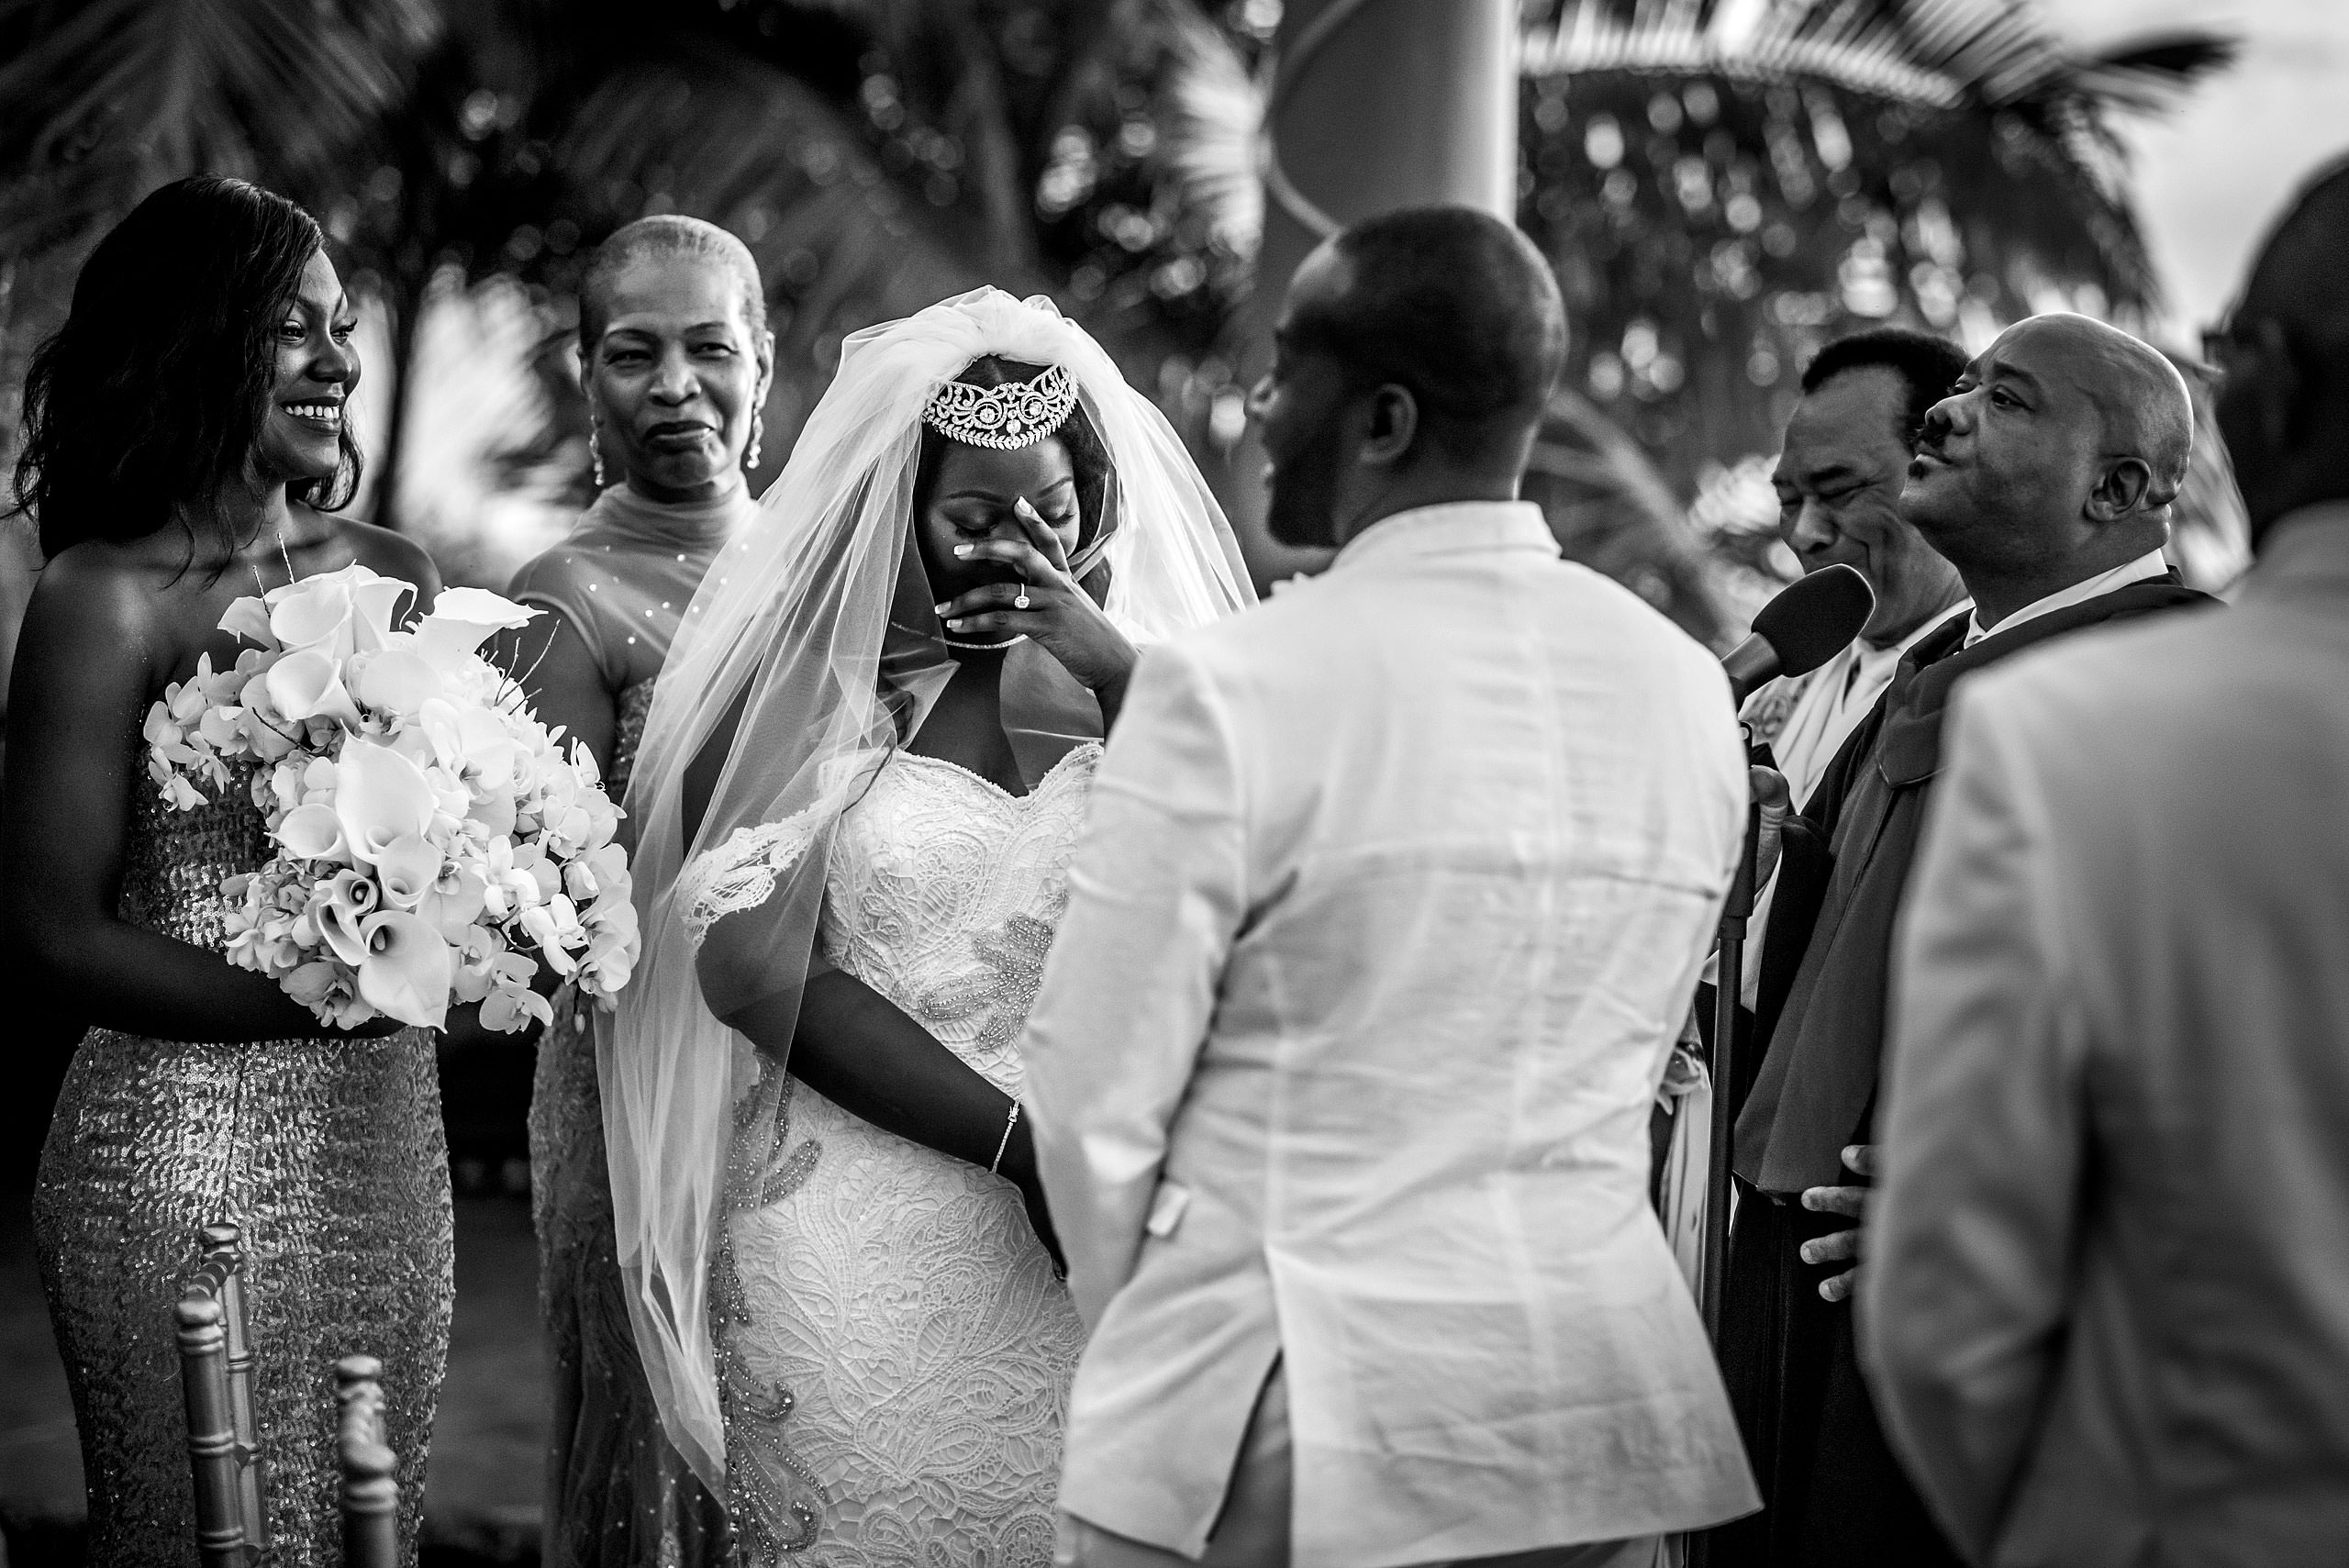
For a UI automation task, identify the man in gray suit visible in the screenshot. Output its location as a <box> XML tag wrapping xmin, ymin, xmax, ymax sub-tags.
<box><xmin>1865</xmin><ymin>155</ymin><xmax>2349</xmax><ymax>1566</ymax></box>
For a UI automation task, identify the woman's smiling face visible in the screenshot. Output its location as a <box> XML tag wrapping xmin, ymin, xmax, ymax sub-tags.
<box><xmin>251</xmin><ymin>249</ymin><xmax>360</xmax><ymax>489</ymax></box>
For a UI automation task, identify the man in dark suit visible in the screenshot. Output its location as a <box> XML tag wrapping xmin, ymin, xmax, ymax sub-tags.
<box><xmin>1708</xmin><ymin>311</ymin><xmax>2210</xmax><ymax>1565</ymax></box>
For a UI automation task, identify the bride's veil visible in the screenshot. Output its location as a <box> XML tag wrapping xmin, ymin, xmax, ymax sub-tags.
<box><xmin>603</xmin><ymin>286</ymin><xmax>1253</xmax><ymax>1492</ymax></box>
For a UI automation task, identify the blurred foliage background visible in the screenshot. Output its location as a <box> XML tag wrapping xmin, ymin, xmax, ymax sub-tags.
<box><xmin>0</xmin><ymin>0</ymin><xmax>2243</xmax><ymax>661</ymax></box>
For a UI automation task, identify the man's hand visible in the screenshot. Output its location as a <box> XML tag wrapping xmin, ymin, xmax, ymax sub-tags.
<box><xmin>1799</xmin><ymin>1142</ymin><xmax>1876</xmax><ymax>1302</ymax></box>
<box><xmin>1752</xmin><ymin>763</ymin><xmax>1793</xmax><ymax>888</ymax></box>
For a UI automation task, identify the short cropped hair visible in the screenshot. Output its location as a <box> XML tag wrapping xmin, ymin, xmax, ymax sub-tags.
<box><xmin>579</xmin><ymin>215</ymin><xmax>766</xmax><ymax>349</ymax></box>
<box><xmin>1800</xmin><ymin>328</ymin><xmax>1970</xmax><ymax>450</ymax></box>
<box><xmin>1295</xmin><ymin>206</ymin><xmax>1567</xmax><ymax>458</ymax></box>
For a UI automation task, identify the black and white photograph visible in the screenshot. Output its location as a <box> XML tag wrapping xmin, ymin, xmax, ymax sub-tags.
<box><xmin>1</xmin><ymin>1</ymin><xmax>2344</xmax><ymax>1564</ymax></box>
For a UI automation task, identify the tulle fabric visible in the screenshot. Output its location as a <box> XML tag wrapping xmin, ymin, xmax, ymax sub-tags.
<box><xmin>603</xmin><ymin>287</ymin><xmax>1253</xmax><ymax>1498</ymax></box>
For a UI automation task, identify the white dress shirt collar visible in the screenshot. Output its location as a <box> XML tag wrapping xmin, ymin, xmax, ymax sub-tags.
<box><xmin>1329</xmin><ymin>500</ymin><xmax>1556</xmax><ymax>574</ymax></box>
<box><xmin>1964</xmin><ymin>548</ymin><xmax>2171</xmax><ymax>648</ymax></box>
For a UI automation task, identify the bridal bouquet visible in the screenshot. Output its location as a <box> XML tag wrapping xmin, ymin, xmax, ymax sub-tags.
<box><xmin>141</xmin><ymin>563</ymin><xmax>640</xmax><ymax>1032</ymax></box>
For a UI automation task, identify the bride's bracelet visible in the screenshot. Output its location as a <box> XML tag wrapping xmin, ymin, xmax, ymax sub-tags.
<box><xmin>990</xmin><ymin>1100</ymin><xmax>1021</xmax><ymax>1174</ymax></box>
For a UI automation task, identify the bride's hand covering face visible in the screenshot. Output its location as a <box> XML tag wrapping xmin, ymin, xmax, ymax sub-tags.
<box><xmin>600</xmin><ymin>287</ymin><xmax>1253</xmax><ymax>1487</ymax></box>
<box><xmin>921</xmin><ymin>428</ymin><xmax>1138</xmax><ymax>694</ymax></box>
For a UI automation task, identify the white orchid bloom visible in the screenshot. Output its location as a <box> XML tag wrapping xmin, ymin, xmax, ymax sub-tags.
<box><xmin>481</xmin><ymin>984</ymin><xmax>555</xmax><ymax>1034</ymax></box>
<box><xmin>451</xmin><ymin>921</ymin><xmax>507</xmax><ymax>1003</ymax></box>
<box><xmin>196</xmin><ymin>706</ymin><xmax>245</xmax><ymax>751</ymax></box>
<box><xmin>418</xmin><ymin>862</ymin><xmax>489</xmax><ymax>940</ymax></box>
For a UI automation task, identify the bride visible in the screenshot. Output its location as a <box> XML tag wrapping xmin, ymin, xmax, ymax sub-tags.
<box><xmin>605</xmin><ymin>288</ymin><xmax>1252</xmax><ymax>1562</ymax></box>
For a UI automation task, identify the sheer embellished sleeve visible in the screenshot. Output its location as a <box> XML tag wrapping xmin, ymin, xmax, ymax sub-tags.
<box><xmin>508</xmin><ymin>547</ymin><xmax>633</xmax><ymax>689</ymax></box>
<box><xmin>675</xmin><ymin>808</ymin><xmax>829</xmax><ymax>951</ymax></box>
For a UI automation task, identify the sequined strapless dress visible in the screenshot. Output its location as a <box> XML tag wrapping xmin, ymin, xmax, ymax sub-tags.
<box><xmin>33</xmin><ymin>773</ymin><xmax>454</xmax><ymax>1566</ymax></box>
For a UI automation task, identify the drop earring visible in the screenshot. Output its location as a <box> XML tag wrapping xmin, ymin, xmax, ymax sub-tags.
<box><xmin>745</xmin><ymin>411</ymin><xmax>764</xmax><ymax>472</ymax></box>
<box><xmin>589</xmin><ymin>423</ymin><xmax>607</xmax><ymax>488</ymax></box>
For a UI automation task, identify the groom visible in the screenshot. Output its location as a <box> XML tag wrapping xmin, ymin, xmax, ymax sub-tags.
<box><xmin>1021</xmin><ymin>206</ymin><xmax>1759</xmax><ymax>1568</ymax></box>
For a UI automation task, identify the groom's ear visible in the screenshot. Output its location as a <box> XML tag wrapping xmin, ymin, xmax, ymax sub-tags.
<box><xmin>1359</xmin><ymin>384</ymin><xmax>1419</xmax><ymax>469</ymax></box>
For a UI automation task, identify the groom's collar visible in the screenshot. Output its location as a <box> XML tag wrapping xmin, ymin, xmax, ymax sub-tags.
<box><xmin>1328</xmin><ymin>501</ymin><xmax>1557</xmax><ymax>574</ymax></box>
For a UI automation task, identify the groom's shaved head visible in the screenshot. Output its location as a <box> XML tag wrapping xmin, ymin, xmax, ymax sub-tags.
<box><xmin>1286</xmin><ymin>206</ymin><xmax>1566</xmax><ymax>458</ymax></box>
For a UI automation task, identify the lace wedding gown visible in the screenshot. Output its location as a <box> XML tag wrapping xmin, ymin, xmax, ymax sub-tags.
<box><xmin>692</xmin><ymin>742</ymin><xmax>1097</xmax><ymax>1566</ymax></box>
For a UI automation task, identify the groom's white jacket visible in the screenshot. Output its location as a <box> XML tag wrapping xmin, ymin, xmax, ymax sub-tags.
<box><xmin>1021</xmin><ymin>502</ymin><xmax>1760</xmax><ymax>1567</ymax></box>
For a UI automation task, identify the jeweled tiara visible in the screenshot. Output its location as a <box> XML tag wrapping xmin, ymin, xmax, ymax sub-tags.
<box><xmin>922</xmin><ymin>362</ymin><xmax>1079</xmax><ymax>450</ymax></box>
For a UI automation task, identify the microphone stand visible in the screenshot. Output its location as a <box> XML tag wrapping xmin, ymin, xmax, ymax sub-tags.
<box><xmin>1701</xmin><ymin>800</ymin><xmax>1761</xmax><ymax>1342</ymax></box>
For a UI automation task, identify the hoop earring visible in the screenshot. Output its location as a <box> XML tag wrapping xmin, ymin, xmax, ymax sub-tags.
<box><xmin>589</xmin><ymin>424</ymin><xmax>607</xmax><ymax>488</ymax></box>
<box><xmin>745</xmin><ymin>411</ymin><xmax>764</xmax><ymax>472</ymax></box>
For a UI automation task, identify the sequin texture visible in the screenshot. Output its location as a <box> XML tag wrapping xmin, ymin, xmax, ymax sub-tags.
<box><xmin>33</xmin><ymin>772</ymin><xmax>453</xmax><ymax>1565</ymax></box>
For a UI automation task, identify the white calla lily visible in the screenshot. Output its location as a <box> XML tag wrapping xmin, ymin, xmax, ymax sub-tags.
<box><xmin>266</xmin><ymin>648</ymin><xmax>363</xmax><ymax>728</ymax></box>
<box><xmin>218</xmin><ymin>595</ymin><xmax>278</xmax><ymax>649</ymax></box>
<box><xmin>333</xmin><ymin>742</ymin><xmax>439</xmax><ymax>866</ymax></box>
<box><xmin>355</xmin><ymin>911</ymin><xmax>452</xmax><ymax>1029</ymax></box>
<box><xmin>267</xmin><ymin>564</ymin><xmax>415</xmax><ymax>659</ymax></box>
<box><xmin>275</xmin><ymin>802</ymin><xmax>349</xmax><ymax>862</ymax></box>
<box><xmin>314</xmin><ymin>895</ymin><xmax>373</xmax><ymax>968</ymax></box>
<box><xmin>373</xmin><ymin>833</ymin><xmax>442</xmax><ymax>910</ymax></box>
<box><xmin>413</xmin><ymin>587</ymin><xmax>538</xmax><ymax>672</ymax></box>
<box><xmin>354</xmin><ymin>649</ymin><xmax>447</xmax><ymax>719</ymax></box>
<box><xmin>348</xmin><ymin>576</ymin><xmax>412</xmax><ymax>651</ymax></box>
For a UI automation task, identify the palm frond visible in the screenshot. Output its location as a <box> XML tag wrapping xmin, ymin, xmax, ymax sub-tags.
<box><xmin>547</xmin><ymin>38</ymin><xmax>985</xmax><ymax>460</ymax></box>
<box><xmin>0</xmin><ymin>0</ymin><xmax>439</xmax><ymax>257</ymax></box>
<box><xmin>1515</xmin><ymin>0</ymin><xmax>2233</xmax><ymax>505</ymax></box>
<box><xmin>1161</xmin><ymin>6</ymin><xmax>1265</xmax><ymax>262</ymax></box>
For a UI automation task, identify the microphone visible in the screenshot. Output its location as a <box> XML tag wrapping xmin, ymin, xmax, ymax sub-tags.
<box><xmin>1721</xmin><ymin>563</ymin><xmax>1876</xmax><ymax>706</ymax></box>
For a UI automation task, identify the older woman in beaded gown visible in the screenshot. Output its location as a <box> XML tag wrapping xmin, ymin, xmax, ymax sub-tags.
<box><xmin>4</xmin><ymin>178</ymin><xmax>451</xmax><ymax>1564</ymax></box>
<box><xmin>504</xmin><ymin>217</ymin><xmax>770</xmax><ymax>1566</ymax></box>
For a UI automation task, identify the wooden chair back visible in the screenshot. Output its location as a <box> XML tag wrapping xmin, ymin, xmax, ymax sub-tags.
<box><xmin>176</xmin><ymin>1221</ymin><xmax>266</xmax><ymax>1565</ymax></box>
<box><xmin>336</xmin><ymin>1353</ymin><xmax>399</xmax><ymax>1568</ymax></box>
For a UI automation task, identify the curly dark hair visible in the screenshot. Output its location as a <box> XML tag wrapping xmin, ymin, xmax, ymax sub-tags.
<box><xmin>10</xmin><ymin>175</ymin><xmax>362</xmax><ymax>562</ymax></box>
<box><xmin>912</xmin><ymin>357</ymin><xmax>1114</xmax><ymax>556</ymax></box>
<box><xmin>1799</xmin><ymin>328</ymin><xmax>1971</xmax><ymax>452</ymax></box>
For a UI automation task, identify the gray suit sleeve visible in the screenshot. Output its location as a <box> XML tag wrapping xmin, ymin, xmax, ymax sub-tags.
<box><xmin>1864</xmin><ymin>679</ymin><xmax>2090</xmax><ymax>1559</ymax></box>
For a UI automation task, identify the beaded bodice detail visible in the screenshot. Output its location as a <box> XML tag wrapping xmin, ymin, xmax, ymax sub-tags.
<box><xmin>696</xmin><ymin>742</ymin><xmax>1098</xmax><ymax>1565</ymax></box>
<box><xmin>610</xmin><ymin>678</ymin><xmax>656</xmax><ymax>801</ymax></box>
<box><xmin>818</xmin><ymin>744</ymin><xmax>1100</xmax><ymax>1092</ymax></box>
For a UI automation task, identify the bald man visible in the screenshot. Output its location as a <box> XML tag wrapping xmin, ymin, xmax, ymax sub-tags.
<box><xmin>1865</xmin><ymin>161</ymin><xmax>2349</xmax><ymax>1565</ymax></box>
<box><xmin>1708</xmin><ymin>313</ymin><xmax>2211</xmax><ymax>1567</ymax></box>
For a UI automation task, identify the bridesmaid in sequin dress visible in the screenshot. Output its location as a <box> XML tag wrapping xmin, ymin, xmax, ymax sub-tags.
<box><xmin>503</xmin><ymin>216</ymin><xmax>769</xmax><ymax>1568</ymax></box>
<box><xmin>2</xmin><ymin>179</ymin><xmax>453</xmax><ymax>1564</ymax></box>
